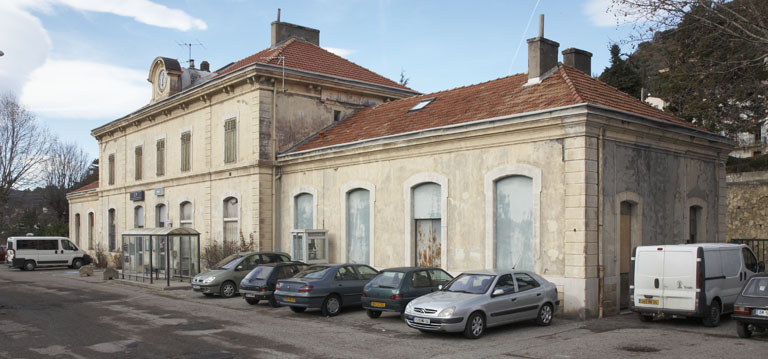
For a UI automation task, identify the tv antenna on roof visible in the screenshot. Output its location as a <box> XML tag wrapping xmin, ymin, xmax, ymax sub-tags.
<box><xmin>177</xmin><ymin>40</ymin><xmax>206</xmax><ymax>66</ymax></box>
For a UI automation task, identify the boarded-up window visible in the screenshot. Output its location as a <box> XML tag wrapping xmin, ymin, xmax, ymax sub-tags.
<box><xmin>156</xmin><ymin>139</ymin><xmax>165</xmax><ymax>176</ymax></box>
<box><xmin>156</xmin><ymin>204</ymin><xmax>167</xmax><ymax>227</ymax></box>
<box><xmin>180</xmin><ymin>201</ymin><xmax>193</xmax><ymax>228</ymax></box>
<box><xmin>495</xmin><ymin>176</ymin><xmax>533</xmax><ymax>270</ymax></box>
<box><xmin>689</xmin><ymin>205</ymin><xmax>702</xmax><ymax>243</ymax></box>
<box><xmin>108</xmin><ymin>154</ymin><xmax>115</xmax><ymax>185</ymax></box>
<box><xmin>347</xmin><ymin>189</ymin><xmax>370</xmax><ymax>264</ymax></box>
<box><xmin>224</xmin><ymin>118</ymin><xmax>236</xmax><ymax>163</ymax></box>
<box><xmin>134</xmin><ymin>206</ymin><xmax>144</xmax><ymax>228</ymax></box>
<box><xmin>88</xmin><ymin>212</ymin><xmax>94</xmax><ymax>250</ymax></box>
<box><xmin>413</xmin><ymin>183</ymin><xmax>441</xmax><ymax>267</ymax></box>
<box><xmin>75</xmin><ymin>214</ymin><xmax>80</xmax><ymax>247</ymax></box>
<box><xmin>181</xmin><ymin>132</ymin><xmax>191</xmax><ymax>172</ymax></box>
<box><xmin>294</xmin><ymin>193</ymin><xmax>313</xmax><ymax>229</ymax></box>
<box><xmin>223</xmin><ymin>197</ymin><xmax>239</xmax><ymax>244</ymax></box>
<box><xmin>108</xmin><ymin>209</ymin><xmax>116</xmax><ymax>251</ymax></box>
<box><xmin>134</xmin><ymin>146</ymin><xmax>143</xmax><ymax>180</ymax></box>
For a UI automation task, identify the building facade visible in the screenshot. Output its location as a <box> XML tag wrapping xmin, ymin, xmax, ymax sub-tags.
<box><xmin>69</xmin><ymin>20</ymin><xmax>730</xmax><ymax>317</ymax></box>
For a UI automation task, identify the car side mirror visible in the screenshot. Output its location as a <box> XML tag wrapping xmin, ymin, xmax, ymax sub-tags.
<box><xmin>236</xmin><ymin>265</ymin><xmax>244</xmax><ymax>271</ymax></box>
<box><xmin>438</xmin><ymin>285</ymin><xmax>443</xmax><ymax>290</ymax></box>
<box><xmin>759</xmin><ymin>261</ymin><xmax>765</xmax><ymax>273</ymax></box>
<box><xmin>492</xmin><ymin>289</ymin><xmax>504</xmax><ymax>297</ymax></box>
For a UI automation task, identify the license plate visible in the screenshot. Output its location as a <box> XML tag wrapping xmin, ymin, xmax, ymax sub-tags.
<box><xmin>371</xmin><ymin>301</ymin><xmax>386</xmax><ymax>308</ymax></box>
<box><xmin>245</xmin><ymin>293</ymin><xmax>255</xmax><ymax>298</ymax></box>
<box><xmin>756</xmin><ymin>309</ymin><xmax>768</xmax><ymax>317</ymax></box>
<box><xmin>192</xmin><ymin>285</ymin><xmax>200</xmax><ymax>289</ymax></box>
<box><xmin>284</xmin><ymin>297</ymin><xmax>296</xmax><ymax>303</ymax></box>
<box><xmin>414</xmin><ymin>317</ymin><xmax>430</xmax><ymax>324</ymax></box>
<box><xmin>639</xmin><ymin>298</ymin><xmax>659</xmax><ymax>305</ymax></box>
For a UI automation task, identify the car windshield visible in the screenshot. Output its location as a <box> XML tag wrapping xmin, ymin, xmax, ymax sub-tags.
<box><xmin>295</xmin><ymin>266</ymin><xmax>331</xmax><ymax>279</ymax></box>
<box><xmin>214</xmin><ymin>254</ymin><xmax>244</xmax><ymax>270</ymax></box>
<box><xmin>245</xmin><ymin>266</ymin><xmax>274</xmax><ymax>281</ymax></box>
<box><xmin>742</xmin><ymin>277</ymin><xmax>768</xmax><ymax>298</ymax></box>
<box><xmin>369</xmin><ymin>271</ymin><xmax>404</xmax><ymax>289</ymax></box>
<box><xmin>443</xmin><ymin>273</ymin><xmax>495</xmax><ymax>294</ymax></box>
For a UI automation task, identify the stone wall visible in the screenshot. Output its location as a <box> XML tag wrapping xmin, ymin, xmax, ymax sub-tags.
<box><xmin>727</xmin><ymin>171</ymin><xmax>768</xmax><ymax>239</ymax></box>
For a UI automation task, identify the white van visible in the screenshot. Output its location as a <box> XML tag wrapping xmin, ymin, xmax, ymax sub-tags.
<box><xmin>6</xmin><ymin>236</ymin><xmax>92</xmax><ymax>271</ymax></box>
<box><xmin>630</xmin><ymin>243</ymin><xmax>764</xmax><ymax>327</ymax></box>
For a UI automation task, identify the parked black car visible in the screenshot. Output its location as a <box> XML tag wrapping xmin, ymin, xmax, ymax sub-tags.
<box><xmin>362</xmin><ymin>267</ymin><xmax>453</xmax><ymax>318</ymax></box>
<box><xmin>240</xmin><ymin>261</ymin><xmax>308</xmax><ymax>307</ymax></box>
<box><xmin>275</xmin><ymin>263</ymin><xmax>379</xmax><ymax>316</ymax></box>
<box><xmin>733</xmin><ymin>273</ymin><xmax>768</xmax><ymax>338</ymax></box>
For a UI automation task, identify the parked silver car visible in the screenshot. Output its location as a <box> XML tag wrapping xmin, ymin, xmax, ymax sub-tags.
<box><xmin>403</xmin><ymin>270</ymin><xmax>559</xmax><ymax>339</ymax></box>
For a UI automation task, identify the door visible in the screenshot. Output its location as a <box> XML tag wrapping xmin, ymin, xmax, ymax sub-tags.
<box><xmin>512</xmin><ymin>272</ymin><xmax>544</xmax><ymax>321</ymax></box>
<box><xmin>409</xmin><ymin>270</ymin><xmax>435</xmax><ymax>298</ymax></box>
<box><xmin>60</xmin><ymin>240</ymin><xmax>79</xmax><ymax>265</ymax></box>
<box><xmin>485</xmin><ymin>274</ymin><xmax>517</xmax><ymax>326</ymax></box>
<box><xmin>415</xmin><ymin>219</ymin><xmax>440</xmax><ymax>267</ymax></box>
<box><xmin>37</xmin><ymin>240</ymin><xmax>61</xmax><ymax>265</ymax></box>
<box><xmin>619</xmin><ymin>202</ymin><xmax>632</xmax><ymax>310</ymax></box>
<box><xmin>633</xmin><ymin>247</ymin><xmax>665</xmax><ymax>309</ymax></box>
<box><xmin>661</xmin><ymin>248</ymin><xmax>696</xmax><ymax>311</ymax></box>
<box><xmin>720</xmin><ymin>248</ymin><xmax>743</xmax><ymax>305</ymax></box>
<box><xmin>334</xmin><ymin>266</ymin><xmax>361</xmax><ymax>305</ymax></box>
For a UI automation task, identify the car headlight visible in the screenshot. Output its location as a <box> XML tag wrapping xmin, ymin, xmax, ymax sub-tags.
<box><xmin>438</xmin><ymin>306</ymin><xmax>455</xmax><ymax>318</ymax></box>
<box><xmin>405</xmin><ymin>301</ymin><xmax>415</xmax><ymax>312</ymax></box>
<box><xmin>203</xmin><ymin>277</ymin><xmax>216</xmax><ymax>284</ymax></box>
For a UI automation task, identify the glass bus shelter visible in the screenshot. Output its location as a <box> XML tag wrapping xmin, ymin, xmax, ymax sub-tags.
<box><xmin>121</xmin><ymin>227</ymin><xmax>200</xmax><ymax>287</ymax></box>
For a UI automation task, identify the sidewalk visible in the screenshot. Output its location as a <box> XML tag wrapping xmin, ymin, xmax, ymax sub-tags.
<box><xmin>60</xmin><ymin>268</ymin><xmax>191</xmax><ymax>291</ymax></box>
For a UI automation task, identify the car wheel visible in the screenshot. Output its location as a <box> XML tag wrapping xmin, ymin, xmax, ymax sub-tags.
<box><xmin>366</xmin><ymin>309</ymin><xmax>382</xmax><ymax>319</ymax></box>
<box><xmin>72</xmin><ymin>259</ymin><xmax>84</xmax><ymax>269</ymax></box>
<box><xmin>245</xmin><ymin>297</ymin><xmax>259</xmax><ymax>305</ymax></box>
<box><xmin>289</xmin><ymin>306</ymin><xmax>306</xmax><ymax>313</ymax></box>
<box><xmin>463</xmin><ymin>312</ymin><xmax>486</xmax><ymax>339</ymax></box>
<box><xmin>321</xmin><ymin>295</ymin><xmax>342</xmax><ymax>317</ymax></box>
<box><xmin>268</xmin><ymin>296</ymin><xmax>280</xmax><ymax>308</ymax></box>
<box><xmin>737</xmin><ymin>322</ymin><xmax>752</xmax><ymax>338</ymax></box>
<box><xmin>702</xmin><ymin>300</ymin><xmax>721</xmax><ymax>327</ymax></box>
<box><xmin>220</xmin><ymin>281</ymin><xmax>237</xmax><ymax>298</ymax></box>
<box><xmin>535</xmin><ymin>303</ymin><xmax>554</xmax><ymax>326</ymax></box>
<box><xmin>203</xmin><ymin>293</ymin><xmax>215</xmax><ymax>297</ymax></box>
<box><xmin>24</xmin><ymin>261</ymin><xmax>36</xmax><ymax>271</ymax></box>
<box><xmin>639</xmin><ymin>314</ymin><xmax>654</xmax><ymax>322</ymax></box>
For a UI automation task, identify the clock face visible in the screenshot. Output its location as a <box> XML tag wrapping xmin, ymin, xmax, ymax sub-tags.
<box><xmin>158</xmin><ymin>69</ymin><xmax>166</xmax><ymax>90</ymax></box>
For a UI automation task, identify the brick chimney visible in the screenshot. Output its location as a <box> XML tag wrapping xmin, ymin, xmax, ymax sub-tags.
<box><xmin>200</xmin><ymin>61</ymin><xmax>210</xmax><ymax>72</ymax></box>
<box><xmin>271</xmin><ymin>9</ymin><xmax>319</xmax><ymax>47</ymax></box>
<box><xmin>562</xmin><ymin>48</ymin><xmax>592</xmax><ymax>75</ymax></box>
<box><xmin>527</xmin><ymin>15</ymin><xmax>559</xmax><ymax>83</ymax></box>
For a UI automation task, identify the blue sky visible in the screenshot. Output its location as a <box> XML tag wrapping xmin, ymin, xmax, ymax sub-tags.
<box><xmin>0</xmin><ymin>0</ymin><xmax>636</xmax><ymax>159</ymax></box>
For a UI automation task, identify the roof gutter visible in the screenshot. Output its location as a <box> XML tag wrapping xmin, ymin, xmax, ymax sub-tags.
<box><xmin>279</xmin><ymin>103</ymin><xmax>731</xmax><ymax>160</ymax></box>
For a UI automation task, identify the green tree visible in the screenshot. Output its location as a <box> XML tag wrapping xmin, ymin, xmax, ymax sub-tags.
<box><xmin>599</xmin><ymin>44</ymin><xmax>642</xmax><ymax>99</ymax></box>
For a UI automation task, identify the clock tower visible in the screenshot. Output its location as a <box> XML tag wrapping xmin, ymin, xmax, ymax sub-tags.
<box><xmin>148</xmin><ymin>57</ymin><xmax>182</xmax><ymax>104</ymax></box>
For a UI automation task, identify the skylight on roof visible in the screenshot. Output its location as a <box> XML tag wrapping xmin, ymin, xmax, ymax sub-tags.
<box><xmin>408</xmin><ymin>98</ymin><xmax>435</xmax><ymax>112</ymax></box>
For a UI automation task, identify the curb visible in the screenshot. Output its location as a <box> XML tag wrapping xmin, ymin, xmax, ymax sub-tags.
<box><xmin>112</xmin><ymin>278</ymin><xmax>191</xmax><ymax>291</ymax></box>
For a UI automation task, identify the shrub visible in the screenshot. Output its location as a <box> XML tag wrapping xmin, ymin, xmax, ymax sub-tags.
<box><xmin>93</xmin><ymin>243</ymin><xmax>109</xmax><ymax>269</ymax></box>
<box><xmin>201</xmin><ymin>232</ymin><xmax>257</xmax><ymax>270</ymax></box>
<box><xmin>111</xmin><ymin>251</ymin><xmax>123</xmax><ymax>270</ymax></box>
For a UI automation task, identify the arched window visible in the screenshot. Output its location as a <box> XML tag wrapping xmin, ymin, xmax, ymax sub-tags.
<box><xmin>346</xmin><ymin>189</ymin><xmax>370</xmax><ymax>264</ymax></box>
<box><xmin>156</xmin><ymin>204</ymin><xmax>167</xmax><ymax>228</ymax></box>
<box><xmin>294</xmin><ymin>193</ymin><xmax>313</xmax><ymax>230</ymax></box>
<box><xmin>413</xmin><ymin>183</ymin><xmax>441</xmax><ymax>267</ymax></box>
<box><xmin>223</xmin><ymin>197</ymin><xmax>239</xmax><ymax>244</ymax></box>
<box><xmin>74</xmin><ymin>213</ymin><xmax>81</xmax><ymax>247</ymax></box>
<box><xmin>108</xmin><ymin>209</ymin><xmax>116</xmax><ymax>251</ymax></box>
<box><xmin>495</xmin><ymin>176</ymin><xmax>533</xmax><ymax>270</ymax></box>
<box><xmin>134</xmin><ymin>206</ymin><xmax>145</xmax><ymax>228</ymax></box>
<box><xmin>180</xmin><ymin>201</ymin><xmax>193</xmax><ymax>228</ymax></box>
<box><xmin>689</xmin><ymin>205</ymin><xmax>703</xmax><ymax>243</ymax></box>
<box><xmin>88</xmin><ymin>212</ymin><xmax>94</xmax><ymax>250</ymax></box>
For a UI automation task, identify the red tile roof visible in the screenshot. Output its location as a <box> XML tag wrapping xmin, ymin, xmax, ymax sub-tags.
<box><xmin>69</xmin><ymin>181</ymin><xmax>98</xmax><ymax>194</ymax></box>
<box><xmin>217</xmin><ymin>38</ymin><xmax>412</xmax><ymax>91</ymax></box>
<box><xmin>291</xmin><ymin>65</ymin><xmax>695</xmax><ymax>153</ymax></box>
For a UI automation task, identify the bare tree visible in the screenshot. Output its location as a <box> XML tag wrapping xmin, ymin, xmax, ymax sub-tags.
<box><xmin>0</xmin><ymin>92</ymin><xmax>52</xmax><ymax>207</ymax></box>
<box><xmin>43</xmin><ymin>140</ymin><xmax>91</xmax><ymax>219</ymax></box>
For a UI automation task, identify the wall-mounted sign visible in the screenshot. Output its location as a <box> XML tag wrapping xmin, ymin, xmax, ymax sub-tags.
<box><xmin>155</xmin><ymin>188</ymin><xmax>164</xmax><ymax>196</ymax></box>
<box><xmin>129</xmin><ymin>191</ymin><xmax>145</xmax><ymax>201</ymax></box>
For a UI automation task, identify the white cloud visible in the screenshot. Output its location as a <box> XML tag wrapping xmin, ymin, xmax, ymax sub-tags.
<box><xmin>0</xmin><ymin>2</ymin><xmax>52</xmax><ymax>94</ymax></box>
<box><xmin>21</xmin><ymin>60</ymin><xmax>149</xmax><ymax>119</ymax></box>
<box><xmin>584</xmin><ymin>0</ymin><xmax>639</xmax><ymax>27</ymax></box>
<box><xmin>56</xmin><ymin>0</ymin><xmax>207</xmax><ymax>31</ymax></box>
<box><xmin>323</xmin><ymin>47</ymin><xmax>355</xmax><ymax>58</ymax></box>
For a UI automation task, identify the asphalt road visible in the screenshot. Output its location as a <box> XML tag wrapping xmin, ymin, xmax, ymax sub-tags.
<box><xmin>0</xmin><ymin>266</ymin><xmax>766</xmax><ymax>359</ymax></box>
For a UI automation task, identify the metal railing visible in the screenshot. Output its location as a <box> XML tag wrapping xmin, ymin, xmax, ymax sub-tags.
<box><xmin>731</xmin><ymin>238</ymin><xmax>768</xmax><ymax>264</ymax></box>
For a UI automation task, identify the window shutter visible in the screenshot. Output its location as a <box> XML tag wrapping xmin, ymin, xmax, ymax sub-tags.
<box><xmin>181</xmin><ymin>132</ymin><xmax>191</xmax><ymax>172</ymax></box>
<box><xmin>224</xmin><ymin>119</ymin><xmax>236</xmax><ymax>163</ymax></box>
<box><xmin>156</xmin><ymin>139</ymin><xmax>165</xmax><ymax>176</ymax></box>
<box><xmin>134</xmin><ymin>146</ymin><xmax>142</xmax><ymax>180</ymax></box>
<box><xmin>108</xmin><ymin>154</ymin><xmax>115</xmax><ymax>185</ymax></box>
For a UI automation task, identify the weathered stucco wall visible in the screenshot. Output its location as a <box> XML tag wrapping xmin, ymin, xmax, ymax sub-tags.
<box><xmin>727</xmin><ymin>171</ymin><xmax>768</xmax><ymax>239</ymax></box>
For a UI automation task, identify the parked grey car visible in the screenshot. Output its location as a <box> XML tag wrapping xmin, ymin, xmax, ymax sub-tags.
<box><xmin>274</xmin><ymin>263</ymin><xmax>379</xmax><ymax>316</ymax></box>
<box><xmin>191</xmin><ymin>251</ymin><xmax>291</xmax><ymax>298</ymax></box>
<box><xmin>403</xmin><ymin>270</ymin><xmax>559</xmax><ymax>339</ymax></box>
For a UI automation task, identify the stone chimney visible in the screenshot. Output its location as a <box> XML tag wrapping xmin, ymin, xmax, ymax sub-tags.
<box><xmin>271</xmin><ymin>9</ymin><xmax>319</xmax><ymax>47</ymax></box>
<box><xmin>188</xmin><ymin>59</ymin><xmax>195</xmax><ymax>69</ymax></box>
<box><xmin>527</xmin><ymin>15</ymin><xmax>559</xmax><ymax>83</ymax></box>
<box><xmin>562</xmin><ymin>48</ymin><xmax>592</xmax><ymax>75</ymax></box>
<box><xmin>200</xmin><ymin>61</ymin><xmax>210</xmax><ymax>72</ymax></box>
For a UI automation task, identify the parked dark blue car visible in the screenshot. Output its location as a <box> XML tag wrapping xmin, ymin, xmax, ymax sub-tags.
<box><xmin>362</xmin><ymin>267</ymin><xmax>453</xmax><ymax>318</ymax></box>
<box><xmin>274</xmin><ymin>263</ymin><xmax>379</xmax><ymax>316</ymax></box>
<box><xmin>240</xmin><ymin>261</ymin><xmax>308</xmax><ymax>307</ymax></box>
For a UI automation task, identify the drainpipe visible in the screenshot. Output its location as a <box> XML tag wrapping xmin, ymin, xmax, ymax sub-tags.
<box><xmin>598</xmin><ymin>127</ymin><xmax>605</xmax><ymax>318</ymax></box>
<box><xmin>271</xmin><ymin>78</ymin><xmax>280</xmax><ymax>252</ymax></box>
